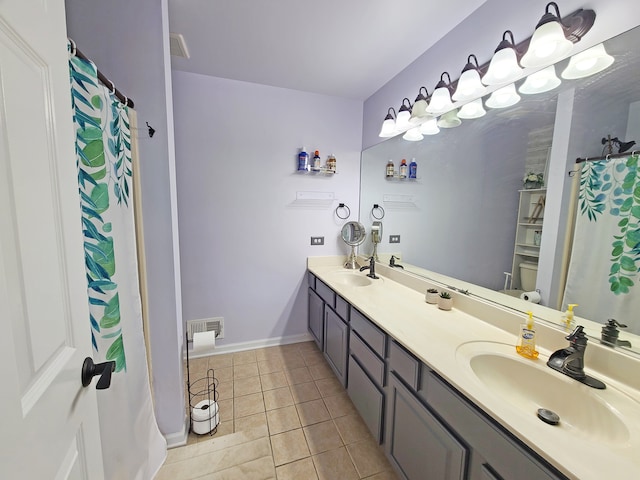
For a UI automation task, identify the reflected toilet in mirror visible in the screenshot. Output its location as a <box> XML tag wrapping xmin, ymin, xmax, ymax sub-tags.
<box><xmin>342</xmin><ymin>221</ymin><xmax>366</xmax><ymax>269</ymax></box>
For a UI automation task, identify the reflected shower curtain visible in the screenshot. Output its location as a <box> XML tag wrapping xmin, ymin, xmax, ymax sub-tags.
<box><xmin>69</xmin><ymin>49</ymin><xmax>166</xmax><ymax>478</ymax></box>
<box><xmin>563</xmin><ymin>155</ymin><xmax>640</xmax><ymax>335</ymax></box>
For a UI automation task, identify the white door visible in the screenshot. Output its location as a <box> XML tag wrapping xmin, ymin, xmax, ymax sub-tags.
<box><xmin>0</xmin><ymin>0</ymin><xmax>105</xmax><ymax>478</ymax></box>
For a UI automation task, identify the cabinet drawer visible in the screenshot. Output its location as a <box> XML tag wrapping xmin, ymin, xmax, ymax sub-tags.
<box><xmin>347</xmin><ymin>355</ymin><xmax>384</xmax><ymax>444</ymax></box>
<box><xmin>335</xmin><ymin>295</ymin><xmax>350</xmax><ymax>321</ymax></box>
<box><xmin>350</xmin><ymin>308</ymin><xmax>386</xmax><ymax>358</ymax></box>
<box><xmin>315</xmin><ymin>279</ymin><xmax>335</xmax><ymax>308</ymax></box>
<box><xmin>389</xmin><ymin>341</ymin><xmax>420</xmax><ymax>391</ymax></box>
<box><xmin>350</xmin><ymin>332</ymin><xmax>384</xmax><ymax>386</ymax></box>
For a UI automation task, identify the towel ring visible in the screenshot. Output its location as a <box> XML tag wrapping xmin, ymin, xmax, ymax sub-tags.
<box><xmin>335</xmin><ymin>203</ymin><xmax>350</xmax><ymax>220</ymax></box>
<box><xmin>371</xmin><ymin>204</ymin><xmax>385</xmax><ymax>220</ymax></box>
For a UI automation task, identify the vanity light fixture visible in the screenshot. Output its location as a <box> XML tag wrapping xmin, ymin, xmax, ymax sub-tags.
<box><xmin>486</xmin><ymin>83</ymin><xmax>521</xmax><ymax>109</ymax></box>
<box><xmin>457</xmin><ymin>98</ymin><xmax>486</xmax><ymax>119</ymax></box>
<box><xmin>395</xmin><ymin>98</ymin><xmax>413</xmax><ymax>132</ymax></box>
<box><xmin>452</xmin><ymin>55</ymin><xmax>486</xmax><ymax>102</ymax></box>
<box><xmin>379</xmin><ymin>4</ymin><xmax>596</xmax><ymax>141</ymax></box>
<box><xmin>482</xmin><ymin>30</ymin><xmax>524</xmax><ymax>86</ymax></box>
<box><xmin>519</xmin><ymin>65</ymin><xmax>561</xmax><ymax>94</ymax></box>
<box><xmin>378</xmin><ymin>107</ymin><xmax>397</xmax><ymax>138</ymax></box>
<box><xmin>426</xmin><ymin>72</ymin><xmax>454</xmax><ymax>115</ymax></box>
<box><xmin>419</xmin><ymin>118</ymin><xmax>440</xmax><ymax>135</ymax></box>
<box><xmin>561</xmin><ymin>43</ymin><xmax>614</xmax><ymax>79</ymax></box>
<box><xmin>521</xmin><ymin>2</ymin><xmax>574</xmax><ymax>68</ymax></box>
<box><xmin>403</xmin><ymin>127</ymin><xmax>424</xmax><ymax>142</ymax></box>
<box><xmin>436</xmin><ymin>109</ymin><xmax>462</xmax><ymax>128</ymax></box>
<box><xmin>409</xmin><ymin>87</ymin><xmax>431</xmax><ymax>124</ymax></box>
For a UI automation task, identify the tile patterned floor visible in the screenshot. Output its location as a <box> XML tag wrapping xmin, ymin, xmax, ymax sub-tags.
<box><xmin>157</xmin><ymin>341</ymin><xmax>399</xmax><ymax>480</ymax></box>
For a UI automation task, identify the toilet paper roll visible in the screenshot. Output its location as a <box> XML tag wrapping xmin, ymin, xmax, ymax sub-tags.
<box><xmin>520</xmin><ymin>291</ymin><xmax>541</xmax><ymax>303</ymax></box>
<box><xmin>192</xmin><ymin>331</ymin><xmax>216</xmax><ymax>354</ymax></box>
<box><xmin>192</xmin><ymin>400</ymin><xmax>219</xmax><ymax>434</ymax></box>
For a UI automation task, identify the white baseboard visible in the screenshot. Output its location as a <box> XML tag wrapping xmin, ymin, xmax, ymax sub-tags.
<box><xmin>164</xmin><ymin>413</ymin><xmax>189</xmax><ymax>449</ymax></box>
<box><xmin>185</xmin><ymin>332</ymin><xmax>314</xmax><ymax>359</ymax></box>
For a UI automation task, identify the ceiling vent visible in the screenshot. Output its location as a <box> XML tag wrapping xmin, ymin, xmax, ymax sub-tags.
<box><xmin>169</xmin><ymin>33</ymin><xmax>190</xmax><ymax>59</ymax></box>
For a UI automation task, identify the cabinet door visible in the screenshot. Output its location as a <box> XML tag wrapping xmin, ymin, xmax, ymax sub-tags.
<box><xmin>347</xmin><ymin>356</ymin><xmax>384</xmax><ymax>444</ymax></box>
<box><xmin>324</xmin><ymin>307</ymin><xmax>348</xmax><ymax>385</ymax></box>
<box><xmin>386</xmin><ymin>374</ymin><xmax>467</xmax><ymax>480</ymax></box>
<box><xmin>308</xmin><ymin>288</ymin><xmax>324</xmax><ymax>349</ymax></box>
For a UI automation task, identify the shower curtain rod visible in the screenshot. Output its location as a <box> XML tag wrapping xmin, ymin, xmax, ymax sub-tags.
<box><xmin>575</xmin><ymin>150</ymin><xmax>638</xmax><ymax>164</ymax></box>
<box><xmin>69</xmin><ymin>38</ymin><xmax>135</xmax><ymax>109</ymax></box>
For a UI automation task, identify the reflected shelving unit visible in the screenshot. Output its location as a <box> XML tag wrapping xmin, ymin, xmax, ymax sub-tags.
<box><xmin>510</xmin><ymin>188</ymin><xmax>545</xmax><ymax>290</ymax></box>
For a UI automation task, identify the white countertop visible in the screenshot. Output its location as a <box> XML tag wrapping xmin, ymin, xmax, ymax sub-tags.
<box><xmin>308</xmin><ymin>256</ymin><xmax>640</xmax><ymax>480</ymax></box>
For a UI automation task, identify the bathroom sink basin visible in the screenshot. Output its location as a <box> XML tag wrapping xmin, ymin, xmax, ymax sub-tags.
<box><xmin>455</xmin><ymin>341</ymin><xmax>633</xmax><ymax>445</ymax></box>
<box><xmin>326</xmin><ymin>271</ymin><xmax>379</xmax><ymax>287</ymax></box>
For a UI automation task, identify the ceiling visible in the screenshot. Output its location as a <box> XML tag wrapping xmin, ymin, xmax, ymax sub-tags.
<box><xmin>167</xmin><ymin>0</ymin><xmax>486</xmax><ymax>100</ymax></box>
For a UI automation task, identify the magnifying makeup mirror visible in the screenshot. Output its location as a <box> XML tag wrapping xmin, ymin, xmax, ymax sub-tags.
<box><xmin>341</xmin><ymin>221</ymin><xmax>366</xmax><ymax>269</ymax></box>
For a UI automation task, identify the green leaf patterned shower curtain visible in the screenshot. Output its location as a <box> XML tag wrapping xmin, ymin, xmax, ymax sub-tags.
<box><xmin>563</xmin><ymin>155</ymin><xmax>640</xmax><ymax>336</ymax></box>
<box><xmin>69</xmin><ymin>45</ymin><xmax>166</xmax><ymax>479</ymax></box>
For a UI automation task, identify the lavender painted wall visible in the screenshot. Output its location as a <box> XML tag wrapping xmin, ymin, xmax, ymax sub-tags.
<box><xmin>171</xmin><ymin>72</ymin><xmax>363</xmax><ymax>346</ymax></box>
<box><xmin>65</xmin><ymin>0</ymin><xmax>185</xmax><ymax>440</ymax></box>
<box><xmin>363</xmin><ymin>0</ymin><xmax>640</xmax><ymax>149</ymax></box>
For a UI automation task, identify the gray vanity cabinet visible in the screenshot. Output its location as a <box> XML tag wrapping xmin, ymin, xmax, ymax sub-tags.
<box><xmin>386</xmin><ymin>372</ymin><xmax>468</xmax><ymax>480</ymax></box>
<box><xmin>387</xmin><ymin>340</ymin><xmax>565</xmax><ymax>480</ymax></box>
<box><xmin>307</xmin><ymin>271</ymin><xmax>567</xmax><ymax>480</ymax></box>
<box><xmin>307</xmin><ymin>273</ymin><xmax>349</xmax><ymax>384</ymax></box>
<box><xmin>421</xmin><ymin>370</ymin><xmax>565</xmax><ymax>480</ymax></box>
<box><xmin>386</xmin><ymin>340</ymin><xmax>467</xmax><ymax>480</ymax></box>
<box><xmin>347</xmin><ymin>308</ymin><xmax>387</xmax><ymax>444</ymax></box>
<box><xmin>308</xmin><ymin>288</ymin><xmax>324</xmax><ymax>349</ymax></box>
<box><xmin>324</xmin><ymin>305</ymin><xmax>349</xmax><ymax>386</ymax></box>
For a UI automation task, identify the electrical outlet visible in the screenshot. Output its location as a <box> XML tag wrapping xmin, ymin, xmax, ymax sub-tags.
<box><xmin>311</xmin><ymin>236</ymin><xmax>324</xmax><ymax>245</ymax></box>
<box><xmin>389</xmin><ymin>235</ymin><xmax>401</xmax><ymax>244</ymax></box>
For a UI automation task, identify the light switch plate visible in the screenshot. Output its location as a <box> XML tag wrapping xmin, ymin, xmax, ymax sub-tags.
<box><xmin>389</xmin><ymin>235</ymin><xmax>401</xmax><ymax>244</ymax></box>
<box><xmin>311</xmin><ymin>236</ymin><xmax>324</xmax><ymax>245</ymax></box>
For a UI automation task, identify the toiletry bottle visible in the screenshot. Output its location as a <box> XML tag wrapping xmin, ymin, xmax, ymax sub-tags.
<box><xmin>386</xmin><ymin>160</ymin><xmax>395</xmax><ymax>178</ymax></box>
<box><xmin>562</xmin><ymin>304</ymin><xmax>578</xmax><ymax>330</ymax></box>
<box><xmin>409</xmin><ymin>158</ymin><xmax>417</xmax><ymax>178</ymax></box>
<box><xmin>516</xmin><ymin>311</ymin><xmax>539</xmax><ymax>359</ymax></box>
<box><xmin>399</xmin><ymin>159</ymin><xmax>407</xmax><ymax>178</ymax></box>
<box><xmin>313</xmin><ymin>150</ymin><xmax>321</xmax><ymax>171</ymax></box>
<box><xmin>327</xmin><ymin>154</ymin><xmax>336</xmax><ymax>173</ymax></box>
<box><xmin>298</xmin><ymin>147</ymin><xmax>309</xmax><ymax>171</ymax></box>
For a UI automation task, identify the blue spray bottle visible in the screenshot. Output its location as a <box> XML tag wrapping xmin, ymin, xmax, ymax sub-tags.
<box><xmin>298</xmin><ymin>147</ymin><xmax>309</xmax><ymax>171</ymax></box>
<box><xmin>409</xmin><ymin>158</ymin><xmax>418</xmax><ymax>179</ymax></box>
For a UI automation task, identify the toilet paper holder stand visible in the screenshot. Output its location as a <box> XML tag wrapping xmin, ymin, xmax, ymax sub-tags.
<box><xmin>186</xmin><ymin>332</ymin><xmax>219</xmax><ymax>435</ymax></box>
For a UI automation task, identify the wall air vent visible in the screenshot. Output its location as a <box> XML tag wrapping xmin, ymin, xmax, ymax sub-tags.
<box><xmin>169</xmin><ymin>32</ymin><xmax>190</xmax><ymax>59</ymax></box>
<box><xmin>186</xmin><ymin>317</ymin><xmax>224</xmax><ymax>341</ymax></box>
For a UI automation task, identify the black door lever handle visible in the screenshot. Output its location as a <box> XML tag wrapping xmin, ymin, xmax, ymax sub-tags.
<box><xmin>81</xmin><ymin>357</ymin><xmax>116</xmax><ymax>389</ymax></box>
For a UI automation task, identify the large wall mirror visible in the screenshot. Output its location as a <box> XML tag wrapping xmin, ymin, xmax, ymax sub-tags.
<box><xmin>360</xmin><ymin>25</ymin><xmax>640</xmax><ymax>356</ymax></box>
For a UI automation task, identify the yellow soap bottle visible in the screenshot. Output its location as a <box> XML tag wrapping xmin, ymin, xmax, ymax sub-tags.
<box><xmin>516</xmin><ymin>311</ymin><xmax>539</xmax><ymax>359</ymax></box>
<box><xmin>562</xmin><ymin>304</ymin><xmax>578</xmax><ymax>331</ymax></box>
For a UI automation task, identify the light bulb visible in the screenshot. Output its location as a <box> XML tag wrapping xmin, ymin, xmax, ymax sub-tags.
<box><xmin>486</xmin><ymin>84</ymin><xmax>521</xmax><ymax>109</ymax></box>
<box><xmin>457</xmin><ymin>99</ymin><xmax>486</xmax><ymax>119</ymax></box>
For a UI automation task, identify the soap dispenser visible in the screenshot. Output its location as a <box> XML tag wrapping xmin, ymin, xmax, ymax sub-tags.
<box><xmin>516</xmin><ymin>311</ymin><xmax>539</xmax><ymax>359</ymax></box>
<box><xmin>562</xmin><ymin>304</ymin><xmax>578</xmax><ymax>330</ymax></box>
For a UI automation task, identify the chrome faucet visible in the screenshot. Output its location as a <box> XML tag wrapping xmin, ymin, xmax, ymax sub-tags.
<box><xmin>389</xmin><ymin>255</ymin><xmax>404</xmax><ymax>269</ymax></box>
<box><xmin>547</xmin><ymin>326</ymin><xmax>606</xmax><ymax>389</ymax></box>
<box><xmin>359</xmin><ymin>256</ymin><xmax>379</xmax><ymax>279</ymax></box>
